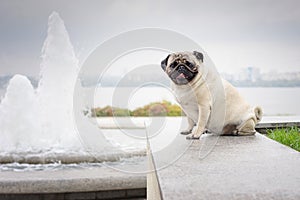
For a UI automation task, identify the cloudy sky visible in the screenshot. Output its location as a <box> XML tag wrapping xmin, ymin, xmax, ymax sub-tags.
<box><xmin>0</xmin><ymin>0</ymin><xmax>300</xmax><ymax>77</ymax></box>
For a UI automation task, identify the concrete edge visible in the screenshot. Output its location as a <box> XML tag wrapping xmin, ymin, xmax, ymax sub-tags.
<box><xmin>0</xmin><ymin>188</ymin><xmax>146</xmax><ymax>200</ymax></box>
<box><xmin>0</xmin><ymin>173</ymin><xmax>146</xmax><ymax>194</ymax></box>
<box><xmin>0</xmin><ymin>151</ymin><xmax>146</xmax><ymax>164</ymax></box>
<box><xmin>256</xmin><ymin>121</ymin><xmax>300</xmax><ymax>134</ymax></box>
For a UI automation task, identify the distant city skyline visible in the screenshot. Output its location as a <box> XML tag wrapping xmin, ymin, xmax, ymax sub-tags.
<box><xmin>221</xmin><ymin>67</ymin><xmax>300</xmax><ymax>82</ymax></box>
<box><xmin>1</xmin><ymin>67</ymin><xmax>300</xmax><ymax>89</ymax></box>
<box><xmin>0</xmin><ymin>0</ymin><xmax>300</xmax><ymax>77</ymax></box>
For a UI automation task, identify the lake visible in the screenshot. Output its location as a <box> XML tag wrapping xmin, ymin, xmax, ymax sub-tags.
<box><xmin>1</xmin><ymin>86</ymin><xmax>300</xmax><ymax>116</ymax></box>
<box><xmin>91</xmin><ymin>87</ymin><xmax>300</xmax><ymax>116</ymax></box>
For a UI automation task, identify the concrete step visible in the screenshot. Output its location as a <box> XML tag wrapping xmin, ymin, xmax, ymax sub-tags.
<box><xmin>256</xmin><ymin>116</ymin><xmax>300</xmax><ymax>133</ymax></box>
<box><xmin>0</xmin><ymin>166</ymin><xmax>146</xmax><ymax>200</ymax></box>
<box><xmin>148</xmin><ymin>133</ymin><xmax>300</xmax><ymax>199</ymax></box>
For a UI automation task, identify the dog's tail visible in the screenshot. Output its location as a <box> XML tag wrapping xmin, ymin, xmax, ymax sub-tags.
<box><xmin>254</xmin><ymin>106</ymin><xmax>263</xmax><ymax>122</ymax></box>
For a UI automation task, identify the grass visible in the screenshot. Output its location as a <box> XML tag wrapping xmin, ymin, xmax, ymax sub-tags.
<box><xmin>267</xmin><ymin>127</ymin><xmax>300</xmax><ymax>152</ymax></box>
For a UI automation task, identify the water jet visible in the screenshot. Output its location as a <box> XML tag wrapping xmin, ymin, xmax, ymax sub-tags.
<box><xmin>0</xmin><ymin>12</ymin><xmax>142</xmax><ymax>166</ymax></box>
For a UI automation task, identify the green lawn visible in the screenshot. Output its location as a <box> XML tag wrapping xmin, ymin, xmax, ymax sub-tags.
<box><xmin>267</xmin><ymin>127</ymin><xmax>300</xmax><ymax>152</ymax></box>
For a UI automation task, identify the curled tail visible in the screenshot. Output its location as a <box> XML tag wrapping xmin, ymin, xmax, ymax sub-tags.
<box><xmin>254</xmin><ymin>106</ymin><xmax>263</xmax><ymax>122</ymax></box>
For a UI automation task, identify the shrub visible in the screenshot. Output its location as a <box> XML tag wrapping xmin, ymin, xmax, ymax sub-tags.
<box><xmin>91</xmin><ymin>106</ymin><xmax>130</xmax><ymax>117</ymax></box>
<box><xmin>92</xmin><ymin>101</ymin><xmax>182</xmax><ymax>117</ymax></box>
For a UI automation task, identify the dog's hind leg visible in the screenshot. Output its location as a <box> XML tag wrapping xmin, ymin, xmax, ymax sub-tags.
<box><xmin>236</xmin><ymin>119</ymin><xmax>257</xmax><ymax>136</ymax></box>
<box><xmin>221</xmin><ymin>124</ymin><xmax>238</xmax><ymax>135</ymax></box>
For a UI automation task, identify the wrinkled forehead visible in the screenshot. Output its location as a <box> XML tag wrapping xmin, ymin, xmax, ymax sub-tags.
<box><xmin>168</xmin><ymin>52</ymin><xmax>194</xmax><ymax>63</ymax></box>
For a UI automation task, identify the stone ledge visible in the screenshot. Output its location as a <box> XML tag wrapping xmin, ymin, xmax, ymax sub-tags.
<box><xmin>151</xmin><ymin>133</ymin><xmax>300</xmax><ymax>200</ymax></box>
<box><xmin>0</xmin><ymin>188</ymin><xmax>146</xmax><ymax>200</ymax></box>
<box><xmin>0</xmin><ymin>167</ymin><xmax>146</xmax><ymax>195</ymax></box>
<box><xmin>256</xmin><ymin>116</ymin><xmax>300</xmax><ymax>134</ymax></box>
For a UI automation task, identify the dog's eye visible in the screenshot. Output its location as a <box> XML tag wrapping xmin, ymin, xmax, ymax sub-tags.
<box><xmin>186</xmin><ymin>61</ymin><xmax>194</xmax><ymax>68</ymax></box>
<box><xmin>170</xmin><ymin>61</ymin><xmax>178</xmax><ymax>68</ymax></box>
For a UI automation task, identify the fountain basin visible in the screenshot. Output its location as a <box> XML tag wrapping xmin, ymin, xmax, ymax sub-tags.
<box><xmin>0</xmin><ymin>151</ymin><xmax>146</xmax><ymax>164</ymax></box>
<box><xmin>0</xmin><ymin>164</ymin><xmax>146</xmax><ymax>199</ymax></box>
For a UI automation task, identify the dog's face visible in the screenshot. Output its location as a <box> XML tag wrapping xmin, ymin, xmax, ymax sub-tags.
<box><xmin>161</xmin><ymin>51</ymin><xmax>203</xmax><ymax>85</ymax></box>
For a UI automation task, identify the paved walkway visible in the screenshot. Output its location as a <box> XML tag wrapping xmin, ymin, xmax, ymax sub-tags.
<box><xmin>0</xmin><ymin>116</ymin><xmax>299</xmax><ymax>199</ymax></box>
<box><xmin>150</xmin><ymin>134</ymin><xmax>300</xmax><ymax>199</ymax></box>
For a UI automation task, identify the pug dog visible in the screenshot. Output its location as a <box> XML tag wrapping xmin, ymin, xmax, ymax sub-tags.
<box><xmin>161</xmin><ymin>51</ymin><xmax>262</xmax><ymax>139</ymax></box>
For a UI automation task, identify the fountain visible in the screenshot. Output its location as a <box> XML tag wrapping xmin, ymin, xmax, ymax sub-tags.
<box><xmin>0</xmin><ymin>12</ymin><xmax>137</xmax><ymax>165</ymax></box>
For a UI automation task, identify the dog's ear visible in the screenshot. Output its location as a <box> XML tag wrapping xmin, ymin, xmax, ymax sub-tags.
<box><xmin>193</xmin><ymin>51</ymin><xmax>203</xmax><ymax>62</ymax></box>
<box><xmin>161</xmin><ymin>54</ymin><xmax>170</xmax><ymax>71</ymax></box>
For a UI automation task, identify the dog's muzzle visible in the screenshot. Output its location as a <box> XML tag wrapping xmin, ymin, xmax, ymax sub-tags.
<box><xmin>168</xmin><ymin>61</ymin><xmax>198</xmax><ymax>85</ymax></box>
<box><xmin>169</xmin><ymin>61</ymin><xmax>198</xmax><ymax>74</ymax></box>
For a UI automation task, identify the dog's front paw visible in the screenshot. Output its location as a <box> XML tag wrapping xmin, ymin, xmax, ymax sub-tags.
<box><xmin>180</xmin><ymin>130</ymin><xmax>192</xmax><ymax>135</ymax></box>
<box><xmin>186</xmin><ymin>134</ymin><xmax>201</xmax><ymax>140</ymax></box>
<box><xmin>186</xmin><ymin>128</ymin><xmax>206</xmax><ymax>140</ymax></box>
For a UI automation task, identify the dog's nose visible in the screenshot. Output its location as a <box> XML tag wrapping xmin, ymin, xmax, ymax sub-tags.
<box><xmin>178</xmin><ymin>65</ymin><xmax>185</xmax><ymax>70</ymax></box>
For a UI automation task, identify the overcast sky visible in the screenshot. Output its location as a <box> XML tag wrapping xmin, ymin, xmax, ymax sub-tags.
<box><xmin>0</xmin><ymin>0</ymin><xmax>300</xmax><ymax>76</ymax></box>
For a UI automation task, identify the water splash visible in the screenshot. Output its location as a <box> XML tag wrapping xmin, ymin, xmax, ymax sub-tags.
<box><xmin>37</xmin><ymin>11</ymin><xmax>81</xmax><ymax>149</ymax></box>
<box><xmin>0</xmin><ymin>12</ymin><xmax>82</xmax><ymax>153</ymax></box>
<box><xmin>0</xmin><ymin>75</ymin><xmax>41</xmax><ymax>151</ymax></box>
<box><xmin>0</xmin><ymin>12</ymin><xmax>147</xmax><ymax>166</ymax></box>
